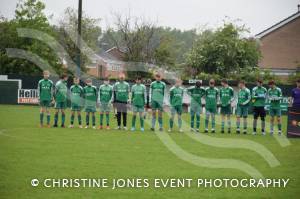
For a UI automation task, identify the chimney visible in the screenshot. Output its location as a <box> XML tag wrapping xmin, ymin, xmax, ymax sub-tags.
<box><xmin>298</xmin><ymin>4</ymin><xmax>300</xmax><ymax>12</ymax></box>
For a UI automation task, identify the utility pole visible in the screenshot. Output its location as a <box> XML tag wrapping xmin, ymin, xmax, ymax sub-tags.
<box><xmin>76</xmin><ymin>0</ymin><xmax>82</xmax><ymax>77</ymax></box>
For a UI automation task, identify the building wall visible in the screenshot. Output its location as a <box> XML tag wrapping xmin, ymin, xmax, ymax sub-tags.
<box><xmin>259</xmin><ymin>17</ymin><xmax>300</xmax><ymax>70</ymax></box>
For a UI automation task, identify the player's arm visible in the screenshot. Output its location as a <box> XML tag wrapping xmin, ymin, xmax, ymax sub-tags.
<box><xmin>112</xmin><ymin>83</ymin><xmax>117</xmax><ymax>103</ymax></box>
<box><xmin>98</xmin><ymin>86</ymin><xmax>101</xmax><ymax>104</ymax></box>
<box><xmin>243</xmin><ymin>89</ymin><xmax>251</xmax><ymax>105</ymax></box>
<box><xmin>109</xmin><ymin>86</ymin><xmax>113</xmax><ymax>104</ymax></box>
<box><xmin>251</xmin><ymin>87</ymin><xmax>258</xmax><ymax>99</ymax></box>
<box><xmin>149</xmin><ymin>83</ymin><xmax>153</xmax><ymax>103</ymax></box>
<box><xmin>144</xmin><ymin>85</ymin><xmax>147</xmax><ymax>106</ymax></box>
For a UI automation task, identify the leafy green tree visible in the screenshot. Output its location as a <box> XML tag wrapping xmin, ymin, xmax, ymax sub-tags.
<box><xmin>0</xmin><ymin>0</ymin><xmax>62</xmax><ymax>75</ymax></box>
<box><xmin>55</xmin><ymin>7</ymin><xmax>102</xmax><ymax>72</ymax></box>
<box><xmin>186</xmin><ymin>23</ymin><xmax>261</xmax><ymax>77</ymax></box>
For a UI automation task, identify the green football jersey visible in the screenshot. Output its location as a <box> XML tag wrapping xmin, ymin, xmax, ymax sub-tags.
<box><xmin>70</xmin><ymin>84</ymin><xmax>83</xmax><ymax>106</ymax></box>
<box><xmin>54</xmin><ymin>80</ymin><xmax>68</xmax><ymax>102</ymax></box>
<box><xmin>84</xmin><ymin>85</ymin><xmax>97</xmax><ymax>107</ymax></box>
<box><xmin>205</xmin><ymin>87</ymin><xmax>219</xmax><ymax>108</ymax></box>
<box><xmin>187</xmin><ymin>86</ymin><xmax>205</xmax><ymax>106</ymax></box>
<box><xmin>267</xmin><ymin>87</ymin><xmax>282</xmax><ymax>109</ymax></box>
<box><xmin>113</xmin><ymin>81</ymin><xmax>130</xmax><ymax>102</ymax></box>
<box><xmin>220</xmin><ymin>86</ymin><xmax>234</xmax><ymax>107</ymax></box>
<box><xmin>131</xmin><ymin>83</ymin><xmax>147</xmax><ymax>107</ymax></box>
<box><xmin>99</xmin><ymin>84</ymin><xmax>113</xmax><ymax>104</ymax></box>
<box><xmin>252</xmin><ymin>86</ymin><xmax>267</xmax><ymax>107</ymax></box>
<box><xmin>169</xmin><ymin>86</ymin><xmax>184</xmax><ymax>107</ymax></box>
<box><xmin>150</xmin><ymin>81</ymin><xmax>166</xmax><ymax>103</ymax></box>
<box><xmin>237</xmin><ymin>87</ymin><xmax>251</xmax><ymax>106</ymax></box>
<box><xmin>38</xmin><ymin>79</ymin><xmax>54</xmax><ymax>101</ymax></box>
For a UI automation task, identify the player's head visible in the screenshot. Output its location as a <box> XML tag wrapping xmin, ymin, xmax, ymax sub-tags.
<box><xmin>238</xmin><ymin>80</ymin><xmax>245</xmax><ymax>89</ymax></box>
<box><xmin>103</xmin><ymin>77</ymin><xmax>109</xmax><ymax>85</ymax></box>
<box><xmin>154</xmin><ymin>72</ymin><xmax>162</xmax><ymax>81</ymax></box>
<box><xmin>60</xmin><ymin>73</ymin><xmax>68</xmax><ymax>81</ymax></box>
<box><xmin>268</xmin><ymin>80</ymin><xmax>275</xmax><ymax>88</ymax></box>
<box><xmin>136</xmin><ymin>76</ymin><xmax>142</xmax><ymax>84</ymax></box>
<box><xmin>297</xmin><ymin>79</ymin><xmax>300</xmax><ymax>88</ymax></box>
<box><xmin>73</xmin><ymin>77</ymin><xmax>80</xmax><ymax>85</ymax></box>
<box><xmin>209</xmin><ymin>79</ymin><xmax>215</xmax><ymax>87</ymax></box>
<box><xmin>119</xmin><ymin>73</ymin><xmax>125</xmax><ymax>81</ymax></box>
<box><xmin>43</xmin><ymin>70</ymin><xmax>50</xmax><ymax>79</ymax></box>
<box><xmin>175</xmin><ymin>78</ymin><xmax>182</xmax><ymax>87</ymax></box>
<box><xmin>256</xmin><ymin>79</ymin><xmax>263</xmax><ymax>86</ymax></box>
<box><xmin>86</xmin><ymin>78</ymin><xmax>92</xmax><ymax>86</ymax></box>
<box><xmin>221</xmin><ymin>79</ymin><xmax>228</xmax><ymax>87</ymax></box>
<box><xmin>195</xmin><ymin>80</ymin><xmax>202</xmax><ymax>88</ymax></box>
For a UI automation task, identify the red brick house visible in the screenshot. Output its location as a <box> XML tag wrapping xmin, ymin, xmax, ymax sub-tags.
<box><xmin>256</xmin><ymin>7</ymin><xmax>300</xmax><ymax>77</ymax></box>
<box><xmin>86</xmin><ymin>47</ymin><xmax>126</xmax><ymax>78</ymax></box>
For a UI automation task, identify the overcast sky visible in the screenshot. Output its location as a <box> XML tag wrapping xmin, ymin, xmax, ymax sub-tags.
<box><xmin>0</xmin><ymin>0</ymin><xmax>299</xmax><ymax>35</ymax></box>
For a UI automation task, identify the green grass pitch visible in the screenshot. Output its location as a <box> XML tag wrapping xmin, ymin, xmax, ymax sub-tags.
<box><xmin>0</xmin><ymin>105</ymin><xmax>300</xmax><ymax>198</ymax></box>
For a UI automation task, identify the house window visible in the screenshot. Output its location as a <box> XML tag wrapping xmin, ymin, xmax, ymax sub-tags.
<box><xmin>109</xmin><ymin>64</ymin><xmax>122</xmax><ymax>71</ymax></box>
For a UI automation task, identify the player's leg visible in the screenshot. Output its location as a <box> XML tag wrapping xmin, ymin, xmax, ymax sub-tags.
<box><xmin>92</xmin><ymin>111</ymin><xmax>96</xmax><ymax>129</ymax></box>
<box><xmin>158</xmin><ymin>106</ymin><xmax>163</xmax><ymax>131</ymax></box>
<box><xmin>168</xmin><ymin>107</ymin><xmax>175</xmax><ymax>132</ymax></box>
<box><xmin>70</xmin><ymin>110</ymin><xmax>75</xmax><ymax>128</ymax></box>
<box><xmin>99</xmin><ymin>111</ymin><xmax>104</xmax><ymax>129</ymax></box>
<box><xmin>196</xmin><ymin>110</ymin><xmax>201</xmax><ymax>132</ymax></box>
<box><xmin>105</xmin><ymin>111</ymin><xmax>110</xmax><ymax>129</ymax></box>
<box><xmin>46</xmin><ymin>107</ymin><xmax>51</xmax><ymax>127</ymax></box>
<box><xmin>261</xmin><ymin>107</ymin><xmax>266</xmax><ymax>135</ymax></box>
<box><xmin>139</xmin><ymin>110</ymin><xmax>145</xmax><ymax>132</ymax></box>
<box><xmin>226</xmin><ymin>114</ymin><xmax>231</xmax><ymax>133</ymax></box>
<box><xmin>122</xmin><ymin>103</ymin><xmax>127</xmax><ymax>130</ymax></box>
<box><xmin>243</xmin><ymin>116</ymin><xmax>248</xmax><ymax>134</ymax></box>
<box><xmin>211</xmin><ymin>111</ymin><xmax>216</xmax><ymax>133</ymax></box>
<box><xmin>77</xmin><ymin>110</ymin><xmax>82</xmax><ymax>128</ymax></box>
<box><xmin>253</xmin><ymin>107</ymin><xmax>259</xmax><ymax>135</ymax></box>
<box><xmin>151</xmin><ymin>108</ymin><xmax>156</xmax><ymax>131</ymax></box>
<box><xmin>177</xmin><ymin>107</ymin><xmax>183</xmax><ymax>132</ymax></box>
<box><xmin>115</xmin><ymin>103</ymin><xmax>121</xmax><ymax>130</ymax></box>
<box><xmin>61</xmin><ymin>108</ymin><xmax>66</xmax><ymax>128</ymax></box>
<box><xmin>190</xmin><ymin>108</ymin><xmax>195</xmax><ymax>131</ymax></box>
<box><xmin>204</xmin><ymin>109</ymin><xmax>210</xmax><ymax>133</ymax></box>
<box><xmin>270</xmin><ymin>110</ymin><xmax>275</xmax><ymax>135</ymax></box>
<box><xmin>236</xmin><ymin>106</ymin><xmax>241</xmax><ymax>133</ymax></box>
<box><xmin>39</xmin><ymin>106</ymin><xmax>45</xmax><ymax>127</ymax></box>
<box><xmin>85</xmin><ymin>111</ymin><xmax>90</xmax><ymax>128</ymax></box>
<box><xmin>277</xmin><ymin>109</ymin><xmax>282</xmax><ymax>135</ymax></box>
<box><xmin>131</xmin><ymin>109</ymin><xmax>137</xmax><ymax>131</ymax></box>
<box><xmin>221</xmin><ymin>113</ymin><xmax>225</xmax><ymax>133</ymax></box>
<box><xmin>53</xmin><ymin>104</ymin><xmax>59</xmax><ymax>127</ymax></box>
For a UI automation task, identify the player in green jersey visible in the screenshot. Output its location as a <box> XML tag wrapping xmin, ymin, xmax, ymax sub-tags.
<box><xmin>83</xmin><ymin>78</ymin><xmax>97</xmax><ymax>129</ymax></box>
<box><xmin>219</xmin><ymin>79</ymin><xmax>234</xmax><ymax>133</ymax></box>
<box><xmin>98</xmin><ymin>77</ymin><xmax>113</xmax><ymax>130</ymax></box>
<box><xmin>267</xmin><ymin>80</ymin><xmax>283</xmax><ymax>135</ymax></box>
<box><xmin>113</xmin><ymin>73</ymin><xmax>130</xmax><ymax>130</ymax></box>
<box><xmin>38</xmin><ymin>70</ymin><xmax>54</xmax><ymax>127</ymax></box>
<box><xmin>149</xmin><ymin>72</ymin><xmax>166</xmax><ymax>131</ymax></box>
<box><xmin>252</xmin><ymin>79</ymin><xmax>267</xmax><ymax>135</ymax></box>
<box><xmin>168</xmin><ymin>79</ymin><xmax>184</xmax><ymax>132</ymax></box>
<box><xmin>204</xmin><ymin>79</ymin><xmax>219</xmax><ymax>133</ymax></box>
<box><xmin>53</xmin><ymin>73</ymin><xmax>68</xmax><ymax>128</ymax></box>
<box><xmin>187</xmin><ymin>81</ymin><xmax>205</xmax><ymax>132</ymax></box>
<box><xmin>69</xmin><ymin>77</ymin><xmax>84</xmax><ymax>128</ymax></box>
<box><xmin>130</xmin><ymin>76</ymin><xmax>147</xmax><ymax>132</ymax></box>
<box><xmin>236</xmin><ymin>80</ymin><xmax>251</xmax><ymax>134</ymax></box>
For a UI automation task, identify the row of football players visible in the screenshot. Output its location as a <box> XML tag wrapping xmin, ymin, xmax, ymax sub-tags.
<box><xmin>38</xmin><ymin>70</ymin><xmax>283</xmax><ymax>135</ymax></box>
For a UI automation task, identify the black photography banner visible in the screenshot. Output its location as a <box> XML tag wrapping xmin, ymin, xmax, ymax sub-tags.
<box><xmin>287</xmin><ymin>107</ymin><xmax>300</xmax><ymax>138</ymax></box>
